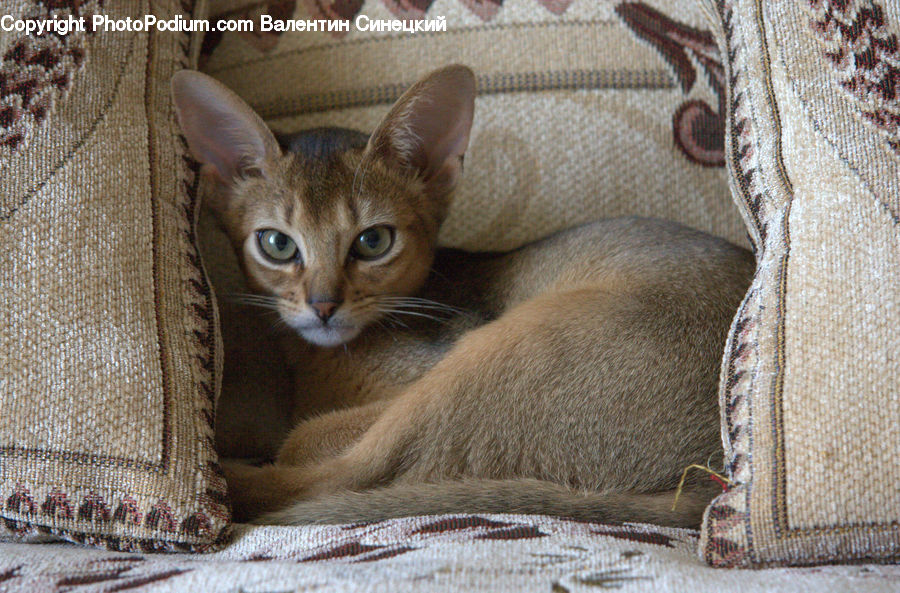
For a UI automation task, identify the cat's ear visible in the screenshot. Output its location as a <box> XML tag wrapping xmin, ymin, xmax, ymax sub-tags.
<box><xmin>367</xmin><ymin>64</ymin><xmax>475</xmax><ymax>198</ymax></box>
<box><xmin>171</xmin><ymin>70</ymin><xmax>280</xmax><ymax>184</ymax></box>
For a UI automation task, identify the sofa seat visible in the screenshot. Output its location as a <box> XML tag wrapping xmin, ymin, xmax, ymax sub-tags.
<box><xmin>2</xmin><ymin>514</ymin><xmax>899</xmax><ymax>591</ymax></box>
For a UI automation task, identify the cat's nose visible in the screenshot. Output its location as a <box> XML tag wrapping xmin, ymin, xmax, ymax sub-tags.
<box><xmin>308</xmin><ymin>299</ymin><xmax>341</xmax><ymax>322</ymax></box>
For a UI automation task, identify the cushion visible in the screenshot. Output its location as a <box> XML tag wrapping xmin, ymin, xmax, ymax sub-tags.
<box><xmin>698</xmin><ymin>0</ymin><xmax>900</xmax><ymax>567</ymax></box>
<box><xmin>0</xmin><ymin>1</ymin><xmax>229</xmax><ymax>551</ymax></box>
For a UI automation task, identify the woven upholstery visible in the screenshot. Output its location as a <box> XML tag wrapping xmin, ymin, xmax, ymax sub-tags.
<box><xmin>0</xmin><ymin>0</ymin><xmax>228</xmax><ymax>551</ymax></box>
<box><xmin>699</xmin><ymin>0</ymin><xmax>900</xmax><ymax>567</ymax></box>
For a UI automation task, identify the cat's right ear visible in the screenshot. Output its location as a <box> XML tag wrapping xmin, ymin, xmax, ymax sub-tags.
<box><xmin>171</xmin><ymin>70</ymin><xmax>280</xmax><ymax>185</ymax></box>
<box><xmin>366</xmin><ymin>65</ymin><xmax>476</xmax><ymax>201</ymax></box>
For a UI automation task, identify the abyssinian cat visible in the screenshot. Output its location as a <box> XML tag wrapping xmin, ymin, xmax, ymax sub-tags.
<box><xmin>172</xmin><ymin>65</ymin><xmax>754</xmax><ymax>527</ymax></box>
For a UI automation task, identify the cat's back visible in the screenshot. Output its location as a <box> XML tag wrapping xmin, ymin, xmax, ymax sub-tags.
<box><xmin>442</xmin><ymin>217</ymin><xmax>754</xmax><ymax>317</ymax></box>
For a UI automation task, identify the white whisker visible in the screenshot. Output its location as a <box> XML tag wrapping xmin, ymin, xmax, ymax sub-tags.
<box><xmin>381</xmin><ymin>313</ymin><xmax>410</xmax><ymax>330</ymax></box>
<box><xmin>376</xmin><ymin>296</ymin><xmax>469</xmax><ymax>315</ymax></box>
<box><xmin>378</xmin><ymin>308</ymin><xmax>451</xmax><ymax>324</ymax></box>
<box><xmin>227</xmin><ymin>293</ymin><xmax>284</xmax><ymax>309</ymax></box>
<box><xmin>380</xmin><ymin>303</ymin><xmax>459</xmax><ymax>315</ymax></box>
<box><xmin>373</xmin><ymin>318</ymin><xmax>401</xmax><ymax>343</ymax></box>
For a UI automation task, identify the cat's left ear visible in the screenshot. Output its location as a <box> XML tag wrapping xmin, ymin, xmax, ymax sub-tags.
<box><xmin>171</xmin><ymin>70</ymin><xmax>281</xmax><ymax>185</ymax></box>
<box><xmin>367</xmin><ymin>65</ymin><xmax>476</xmax><ymax>199</ymax></box>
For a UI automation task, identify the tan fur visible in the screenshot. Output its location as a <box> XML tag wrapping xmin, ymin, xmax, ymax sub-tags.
<box><xmin>173</xmin><ymin>66</ymin><xmax>754</xmax><ymax>528</ymax></box>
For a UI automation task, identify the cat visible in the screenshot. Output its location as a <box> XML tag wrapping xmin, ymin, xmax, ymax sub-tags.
<box><xmin>172</xmin><ymin>65</ymin><xmax>754</xmax><ymax>527</ymax></box>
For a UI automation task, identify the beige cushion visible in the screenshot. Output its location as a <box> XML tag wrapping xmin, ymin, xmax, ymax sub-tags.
<box><xmin>0</xmin><ymin>1</ymin><xmax>228</xmax><ymax>551</ymax></box>
<box><xmin>699</xmin><ymin>0</ymin><xmax>900</xmax><ymax>567</ymax></box>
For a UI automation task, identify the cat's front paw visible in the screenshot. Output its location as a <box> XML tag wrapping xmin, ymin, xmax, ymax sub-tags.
<box><xmin>221</xmin><ymin>459</ymin><xmax>319</xmax><ymax>522</ymax></box>
<box><xmin>220</xmin><ymin>459</ymin><xmax>270</xmax><ymax>522</ymax></box>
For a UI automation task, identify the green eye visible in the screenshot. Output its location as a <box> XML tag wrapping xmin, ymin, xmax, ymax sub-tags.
<box><xmin>256</xmin><ymin>229</ymin><xmax>299</xmax><ymax>262</ymax></box>
<box><xmin>352</xmin><ymin>226</ymin><xmax>394</xmax><ymax>260</ymax></box>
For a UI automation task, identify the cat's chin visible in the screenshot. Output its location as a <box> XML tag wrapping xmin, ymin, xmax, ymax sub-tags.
<box><xmin>298</xmin><ymin>325</ymin><xmax>361</xmax><ymax>348</ymax></box>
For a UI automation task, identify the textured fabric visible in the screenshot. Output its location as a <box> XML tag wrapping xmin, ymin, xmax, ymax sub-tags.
<box><xmin>0</xmin><ymin>1</ymin><xmax>228</xmax><ymax>551</ymax></box>
<box><xmin>698</xmin><ymin>0</ymin><xmax>900</xmax><ymax>568</ymax></box>
<box><xmin>2</xmin><ymin>516</ymin><xmax>899</xmax><ymax>591</ymax></box>
<box><xmin>200</xmin><ymin>0</ymin><xmax>746</xmax><ymax>252</ymax></box>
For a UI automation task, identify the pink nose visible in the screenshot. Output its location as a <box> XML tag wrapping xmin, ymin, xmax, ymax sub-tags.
<box><xmin>309</xmin><ymin>300</ymin><xmax>339</xmax><ymax>322</ymax></box>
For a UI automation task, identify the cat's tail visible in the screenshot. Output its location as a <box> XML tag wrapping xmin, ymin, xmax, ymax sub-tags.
<box><xmin>256</xmin><ymin>479</ymin><xmax>716</xmax><ymax>528</ymax></box>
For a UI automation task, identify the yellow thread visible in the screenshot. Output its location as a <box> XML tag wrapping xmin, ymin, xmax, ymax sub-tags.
<box><xmin>671</xmin><ymin>464</ymin><xmax>734</xmax><ymax>511</ymax></box>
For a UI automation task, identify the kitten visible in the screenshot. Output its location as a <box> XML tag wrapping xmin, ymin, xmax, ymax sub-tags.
<box><xmin>172</xmin><ymin>65</ymin><xmax>754</xmax><ymax>527</ymax></box>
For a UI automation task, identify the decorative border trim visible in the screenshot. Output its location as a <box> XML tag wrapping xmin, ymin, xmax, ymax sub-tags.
<box><xmin>721</xmin><ymin>0</ymin><xmax>766</xmax><ymax>248</ymax></box>
<box><xmin>701</xmin><ymin>0</ymin><xmax>769</xmax><ymax>567</ymax></box>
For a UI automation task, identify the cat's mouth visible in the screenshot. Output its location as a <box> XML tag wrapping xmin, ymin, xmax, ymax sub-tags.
<box><xmin>294</xmin><ymin>323</ymin><xmax>361</xmax><ymax>348</ymax></box>
<box><xmin>280</xmin><ymin>305</ymin><xmax>366</xmax><ymax>347</ymax></box>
